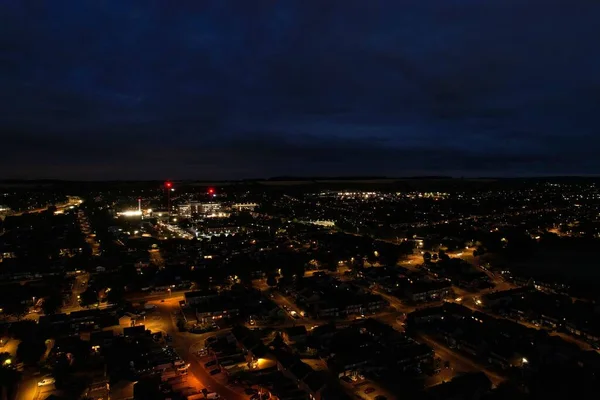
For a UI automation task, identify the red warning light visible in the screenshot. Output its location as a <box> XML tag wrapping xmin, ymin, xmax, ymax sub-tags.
<box><xmin>208</xmin><ymin>188</ymin><xmax>215</xmax><ymax>194</ymax></box>
<box><xmin>165</xmin><ymin>182</ymin><xmax>172</xmax><ymax>188</ymax></box>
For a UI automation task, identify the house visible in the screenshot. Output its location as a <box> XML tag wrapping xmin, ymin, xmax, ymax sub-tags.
<box><xmin>184</xmin><ymin>290</ymin><xmax>219</xmax><ymax>306</ymax></box>
<box><xmin>311</xmin><ymin>324</ymin><xmax>338</xmax><ymax>349</ymax></box>
<box><xmin>407</xmin><ymin>306</ymin><xmax>445</xmax><ymax>326</ymax></box>
<box><xmin>295</xmin><ymin>276</ymin><xmax>388</xmax><ymax>318</ymax></box>
<box><xmin>300</xmin><ymin>372</ymin><xmax>327</xmax><ymax>400</ymax></box>
<box><xmin>123</xmin><ymin>325</ymin><xmax>146</xmax><ymax>338</ymax></box>
<box><xmin>565</xmin><ymin>319</ymin><xmax>600</xmax><ymax>343</ymax></box>
<box><xmin>405</xmin><ymin>281</ymin><xmax>452</xmax><ymax>302</ymax></box>
<box><xmin>276</xmin><ymin>351</ymin><xmax>329</xmax><ymax>399</ymax></box>
<box><xmin>231</xmin><ymin>325</ymin><xmax>269</xmax><ymax>361</ymax></box>
<box><xmin>39</xmin><ymin>313</ymin><xmax>69</xmax><ymax>327</ymax></box>
<box><xmin>181</xmin><ymin>307</ymin><xmax>200</xmax><ymax>328</ymax></box>
<box><xmin>481</xmin><ymin>287</ymin><xmax>532</xmax><ymax>308</ymax></box>
<box><xmin>90</xmin><ymin>330</ymin><xmax>114</xmax><ymax>351</ymax></box>
<box><xmin>487</xmin><ymin>342</ymin><xmax>524</xmax><ymax>369</ymax></box>
<box><xmin>84</xmin><ymin>375</ymin><xmax>110</xmax><ymax>400</ymax></box>
<box><xmin>321</xmin><ymin>386</ymin><xmax>353</xmax><ymax>400</ymax></box>
<box><xmin>39</xmin><ymin>308</ymin><xmax>118</xmax><ymax>333</ymax></box>
<box><xmin>194</xmin><ymin>301</ymin><xmax>240</xmax><ymax>321</ymax></box>
<box><xmin>283</xmin><ymin>326</ymin><xmax>308</xmax><ymax>345</ymax></box>
<box><xmin>118</xmin><ymin>313</ymin><xmax>136</xmax><ymax>327</ymax></box>
<box><xmin>289</xmin><ymin>360</ymin><xmax>313</xmax><ymax>382</ymax></box>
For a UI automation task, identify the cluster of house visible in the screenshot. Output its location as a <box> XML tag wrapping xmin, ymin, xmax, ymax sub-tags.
<box><xmin>122</xmin><ymin>326</ymin><xmax>188</xmax><ymax>375</ymax></box>
<box><xmin>421</xmin><ymin>259</ymin><xmax>491</xmax><ymax>290</ymax></box>
<box><xmin>40</xmin><ymin>307</ymin><xmax>121</xmax><ymax>334</ymax></box>
<box><xmin>229</xmin><ymin>325</ymin><xmax>361</xmax><ymax>400</ymax></box>
<box><xmin>0</xmin><ymin>211</ymin><xmax>87</xmax><ymax>279</ymax></box>
<box><xmin>360</xmin><ymin>266</ymin><xmax>453</xmax><ymax>303</ymax></box>
<box><xmin>407</xmin><ymin>303</ymin><xmax>600</xmax><ymax>371</ymax></box>
<box><xmin>323</xmin><ymin>319</ymin><xmax>434</xmax><ymax>378</ymax></box>
<box><xmin>37</xmin><ymin>304</ymin><xmax>190</xmax><ymax>400</ymax></box>
<box><xmin>181</xmin><ymin>287</ymin><xmax>273</xmax><ymax>329</ymax></box>
<box><xmin>481</xmin><ymin>287</ymin><xmax>600</xmax><ymax>345</ymax></box>
<box><xmin>242</xmin><ymin>319</ymin><xmax>438</xmax><ymax>399</ymax></box>
<box><xmin>283</xmin><ymin>275</ymin><xmax>389</xmax><ymax>318</ymax></box>
<box><xmin>197</xmin><ymin>320</ymin><xmax>436</xmax><ymax>400</ymax></box>
<box><xmin>510</xmin><ymin>274</ymin><xmax>570</xmax><ymax>295</ymax></box>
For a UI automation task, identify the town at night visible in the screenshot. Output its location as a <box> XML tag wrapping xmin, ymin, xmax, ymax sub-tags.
<box><xmin>1</xmin><ymin>1</ymin><xmax>600</xmax><ymax>399</ymax></box>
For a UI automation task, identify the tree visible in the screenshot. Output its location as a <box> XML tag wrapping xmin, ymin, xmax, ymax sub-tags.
<box><xmin>269</xmin><ymin>332</ymin><xmax>285</xmax><ymax>348</ymax></box>
<box><xmin>105</xmin><ymin>286</ymin><xmax>125</xmax><ymax>306</ymax></box>
<box><xmin>423</xmin><ymin>252</ymin><xmax>432</xmax><ymax>263</ymax></box>
<box><xmin>0</xmin><ymin>351</ymin><xmax>20</xmax><ymax>399</ymax></box>
<box><xmin>266</xmin><ymin>275</ymin><xmax>278</xmax><ymax>287</ymax></box>
<box><xmin>176</xmin><ymin>320</ymin><xmax>186</xmax><ymax>332</ymax></box>
<box><xmin>439</xmin><ymin>250</ymin><xmax>450</xmax><ymax>261</ymax></box>
<box><xmin>17</xmin><ymin>337</ymin><xmax>46</xmax><ymax>365</ymax></box>
<box><xmin>280</xmin><ymin>253</ymin><xmax>307</xmax><ymax>281</ymax></box>
<box><xmin>9</xmin><ymin>320</ymin><xmax>37</xmax><ymax>341</ymax></box>
<box><xmin>236</xmin><ymin>267</ymin><xmax>253</xmax><ymax>286</ymax></box>
<box><xmin>366</xmin><ymin>252</ymin><xmax>378</xmax><ymax>265</ymax></box>
<box><xmin>79</xmin><ymin>288</ymin><xmax>98</xmax><ymax>308</ymax></box>
<box><xmin>42</xmin><ymin>292</ymin><xmax>63</xmax><ymax>315</ymax></box>
<box><xmin>3</xmin><ymin>301</ymin><xmax>28</xmax><ymax>321</ymax></box>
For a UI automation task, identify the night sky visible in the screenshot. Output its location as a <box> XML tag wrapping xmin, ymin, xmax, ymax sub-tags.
<box><xmin>1</xmin><ymin>1</ymin><xmax>600</xmax><ymax>180</ymax></box>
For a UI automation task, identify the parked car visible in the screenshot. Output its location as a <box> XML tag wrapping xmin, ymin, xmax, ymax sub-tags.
<box><xmin>38</xmin><ymin>377</ymin><xmax>56</xmax><ymax>387</ymax></box>
<box><xmin>209</xmin><ymin>368</ymin><xmax>221</xmax><ymax>375</ymax></box>
<box><xmin>205</xmin><ymin>336</ymin><xmax>217</xmax><ymax>346</ymax></box>
<box><xmin>196</xmin><ymin>348</ymin><xmax>208</xmax><ymax>356</ymax></box>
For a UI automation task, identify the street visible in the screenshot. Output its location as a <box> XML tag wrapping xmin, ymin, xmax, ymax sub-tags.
<box><xmin>415</xmin><ymin>334</ymin><xmax>506</xmax><ymax>387</ymax></box>
<box><xmin>147</xmin><ymin>298</ymin><xmax>248</xmax><ymax>400</ymax></box>
<box><xmin>7</xmin><ymin>197</ymin><xmax>83</xmax><ymax>218</ymax></box>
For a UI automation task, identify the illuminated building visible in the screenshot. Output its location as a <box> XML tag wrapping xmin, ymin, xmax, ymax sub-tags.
<box><xmin>231</xmin><ymin>203</ymin><xmax>258</xmax><ymax>211</ymax></box>
<box><xmin>178</xmin><ymin>202</ymin><xmax>221</xmax><ymax>217</ymax></box>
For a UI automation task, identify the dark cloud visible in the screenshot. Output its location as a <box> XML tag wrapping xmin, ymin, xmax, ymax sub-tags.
<box><xmin>0</xmin><ymin>0</ymin><xmax>599</xmax><ymax>179</ymax></box>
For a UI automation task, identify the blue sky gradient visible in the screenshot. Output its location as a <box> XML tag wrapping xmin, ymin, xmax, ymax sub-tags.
<box><xmin>1</xmin><ymin>0</ymin><xmax>599</xmax><ymax>179</ymax></box>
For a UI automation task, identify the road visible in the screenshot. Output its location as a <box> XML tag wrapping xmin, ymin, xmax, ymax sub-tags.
<box><xmin>15</xmin><ymin>340</ymin><xmax>55</xmax><ymax>400</ymax></box>
<box><xmin>64</xmin><ymin>272</ymin><xmax>90</xmax><ymax>312</ymax></box>
<box><xmin>147</xmin><ymin>299</ymin><xmax>247</xmax><ymax>400</ymax></box>
<box><xmin>8</xmin><ymin>197</ymin><xmax>83</xmax><ymax>218</ymax></box>
<box><xmin>415</xmin><ymin>334</ymin><xmax>506</xmax><ymax>387</ymax></box>
<box><xmin>78</xmin><ymin>209</ymin><xmax>100</xmax><ymax>256</ymax></box>
<box><xmin>126</xmin><ymin>290</ymin><xmax>187</xmax><ymax>303</ymax></box>
<box><xmin>253</xmin><ymin>279</ymin><xmax>318</xmax><ymax>325</ymax></box>
<box><xmin>16</xmin><ymin>375</ymin><xmax>40</xmax><ymax>400</ymax></box>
